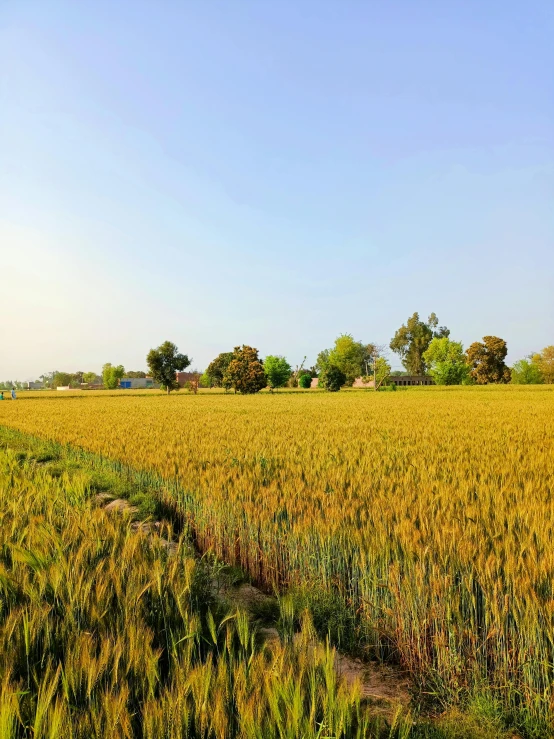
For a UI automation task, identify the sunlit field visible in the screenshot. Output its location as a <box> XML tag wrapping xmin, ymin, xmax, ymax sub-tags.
<box><xmin>0</xmin><ymin>435</ymin><xmax>383</xmax><ymax>738</ymax></box>
<box><xmin>2</xmin><ymin>386</ymin><xmax>554</xmax><ymax>731</ymax></box>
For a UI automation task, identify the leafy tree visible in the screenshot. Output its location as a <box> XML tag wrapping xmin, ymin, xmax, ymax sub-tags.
<box><xmin>264</xmin><ymin>355</ymin><xmax>292</xmax><ymax>392</ymax></box>
<box><xmin>511</xmin><ymin>358</ymin><xmax>543</xmax><ymax>385</ymax></box>
<box><xmin>53</xmin><ymin>372</ymin><xmax>73</xmax><ymax>388</ymax></box>
<box><xmin>533</xmin><ymin>346</ymin><xmax>554</xmax><ymax>384</ymax></box>
<box><xmin>298</xmin><ymin>373</ymin><xmax>312</xmax><ymax>388</ymax></box>
<box><xmin>390</xmin><ymin>312</ymin><xmax>449</xmax><ymax>375</ymax></box>
<box><xmin>126</xmin><ymin>371</ymin><xmax>147</xmax><ymax>378</ymax></box>
<box><xmin>423</xmin><ymin>337</ymin><xmax>471</xmax><ymax>385</ymax></box>
<box><xmin>315</xmin><ymin>349</ymin><xmax>330</xmax><ymax>375</ymax></box>
<box><xmin>466</xmin><ymin>336</ymin><xmax>511</xmax><ymax>384</ymax></box>
<box><xmin>199</xmin><ymin>371</ymin><xmax>212</xmax><ymax>388</ymax></box>
<box><xmin>147</xmin><ymin>341</ymin><xmax>190</xmax><ymax>395</ymax></box>
<box><xmin>82</xmin><ymin>372</ymin><xmax>100</xmax><ymax>385</ymax></box>
<box><xmin>319</xmin><ymin>364</ymin><xmax>347</xmax><ymax>392</ymax></box>
<box><xmin>316</xmin><ymin>336</ymin><xmax>377</xmax><ymax>385</ymax></box>
<box><xmin>102</xmin><ymin>363</ymin><xmax>125</xmax><ymax>390</ymax></box>
<box><xmin>373</xmin><ymin>356</ymin><xmax>392</xmax><ymax>389</ymax></box>
<box><xmin>328</xmin><ymin>334</ymin><xmax>363</xmax><ymax>384</ymax></box>
<box><xmin>206</xmin><ymin>352</ymin><xmax>234</xmax><ymax>388</ymax></box>
<box><xmin>72</xmin><ymin>371</ymin><xmax>85</xmax><ymax>385</ymax></box>
<box><xmin>222</xmin><ymin>345</ymin><xmax>267</xmax><ymax>394</ymax></box>
<box><xmin>327</xmin><ymin>334</ymin><xmax>376</xmax><ymax>385</ymax></box>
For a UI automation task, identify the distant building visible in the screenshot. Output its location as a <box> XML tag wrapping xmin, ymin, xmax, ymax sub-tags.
<box><xmin>119</xmin><ymin>377</ymin><xmax>158</xmax><ymax>389</ymax></box>
<box><xmin>352</xmin><ymin>377</ymin><xmax>374</xmax><ymax>388</ymax></box>
<box><xmin>388</xmin><ymin>375</ymin><xmax>434</xmax><ymax>386</ymax></box>
<box><xmin>310</xmin><ymin>375</ymin><xmax>434</xmax><ymax>389</ymax></box>
<box><xmin>56</xmin><ymin>386</ymin><xmax>72</xmax><ymax>391</ymax></box>
<box><xmin>175</xmin><ymin>372</ymin><xmax>198</xmax><ymax>387</ymax></box>
<box><xmin>27</xmin><ymin>382</ymin><xmax>44</xmax><ymax>390</ymax></box>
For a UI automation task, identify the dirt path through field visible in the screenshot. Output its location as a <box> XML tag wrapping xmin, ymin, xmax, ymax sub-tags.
<box><xmin>98</xmin><ymin>496</ymin><xmax>412</xmax><ymax>720</ymax></box>
<box><xmin>219</xmin><ymin>581</ymin><xmax>412</xmax><ymax>719</ymax></box>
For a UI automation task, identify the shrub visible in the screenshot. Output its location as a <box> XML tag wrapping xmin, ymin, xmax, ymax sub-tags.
<box><xmin>298</xmin><ymin>374</ymin><xmax>312</xmax><ymax>389</ymax></box>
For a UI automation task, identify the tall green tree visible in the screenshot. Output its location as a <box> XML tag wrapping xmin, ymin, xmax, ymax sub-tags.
<box><xmin>102</xmin><ymin>364</ymin><xmax>125</xmax><ymax>390</ymax></box>
<box><xmin>390</xmin><ymin>313</ymin><xmax>449</xmax><ymax>375</ymax></box>
<box><xmin>533</xmin><ymin>346</ymin><xmax>554</xmax><ymax>384</ymax></box>
<box><xmin>466</xmin><ymin>336</ymin><xmax>511</xmax><ymax>384</ymax></box>
<box><xmin>511</xmin><ymin>357</ymin><xmax>543</xmax><ymax>385</ymax></box>
<box><xmin>264</xmin><ymin>356</ymin><xmax>292</xmax><ymax>392</ymax></box>
<box><xmin>223</xmin><ymin>346</ymin><xmax>267</xmax><ymax>394</ymax></box>
<box><xmin>327</xmin><ymin>334</ymin><xmax>369</xmax><ymax>384</ymax></box>
<box><xmin>146</xmin><ymin>341</ymin><xmax>190</xmax><ymax>395</ymax></box>
<box><xmin>423</xmin><ymin>337</ymin><xmax>471</xmax><ymax>385</ymax></box>
<box><xmin>206</xmin><ymin>352</ymin><xmax>234</xmax><ymax>388</ymax></box>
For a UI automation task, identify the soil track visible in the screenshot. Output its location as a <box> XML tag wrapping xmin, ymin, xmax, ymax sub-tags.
<box><xmin>99</xmin><ymin>495</ymin><xmax>412</xmax><ymax>721</ymax></box>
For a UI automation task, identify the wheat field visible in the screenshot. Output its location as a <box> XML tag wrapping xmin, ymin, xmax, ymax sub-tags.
<box><xmin>0</xmin><ymin>434</ymin><xmax>393</xmax><ymax>738</ymax></box>
<box><xmin>2</xmin><ymin>386</ymin><xmax>554</xmax><ymax>731</ymax></box>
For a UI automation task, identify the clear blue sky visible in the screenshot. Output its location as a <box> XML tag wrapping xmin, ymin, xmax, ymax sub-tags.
<box><xmin>1</xmin><ymin>1</ymin><xmax>552</xmax><ymax>378</ymax></box>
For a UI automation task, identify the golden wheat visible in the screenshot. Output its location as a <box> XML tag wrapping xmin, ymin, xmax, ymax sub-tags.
<box><xmin>2</xmin><ymin>385</ymin><xmax>554</xmax><ymax>727</ymax></box>
<box><xmin>0</xmin><ymin>441</ymin><xmax>383</xmax><ymax>738</ymax></box>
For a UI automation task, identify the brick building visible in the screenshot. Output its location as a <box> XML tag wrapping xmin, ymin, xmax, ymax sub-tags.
<box><xmin>175</xmin><ymin>371</ymin><xmax>198</xmax><ymax>387</ymax></box>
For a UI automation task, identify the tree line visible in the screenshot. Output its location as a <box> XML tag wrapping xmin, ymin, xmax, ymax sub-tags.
<box><xmin>4</xmin><ymin>311</ymin><xmax>552</xmax><ymax>392</ymax></box>
<box><xmin>1</xmin><ymin>367</ymin><xmax>148</xmax><ymax>391</ymax></box>
<box><xmin>143</xmin><ymin>312</ymin><xmax>552</xmax><ymax>395</ymax></box>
